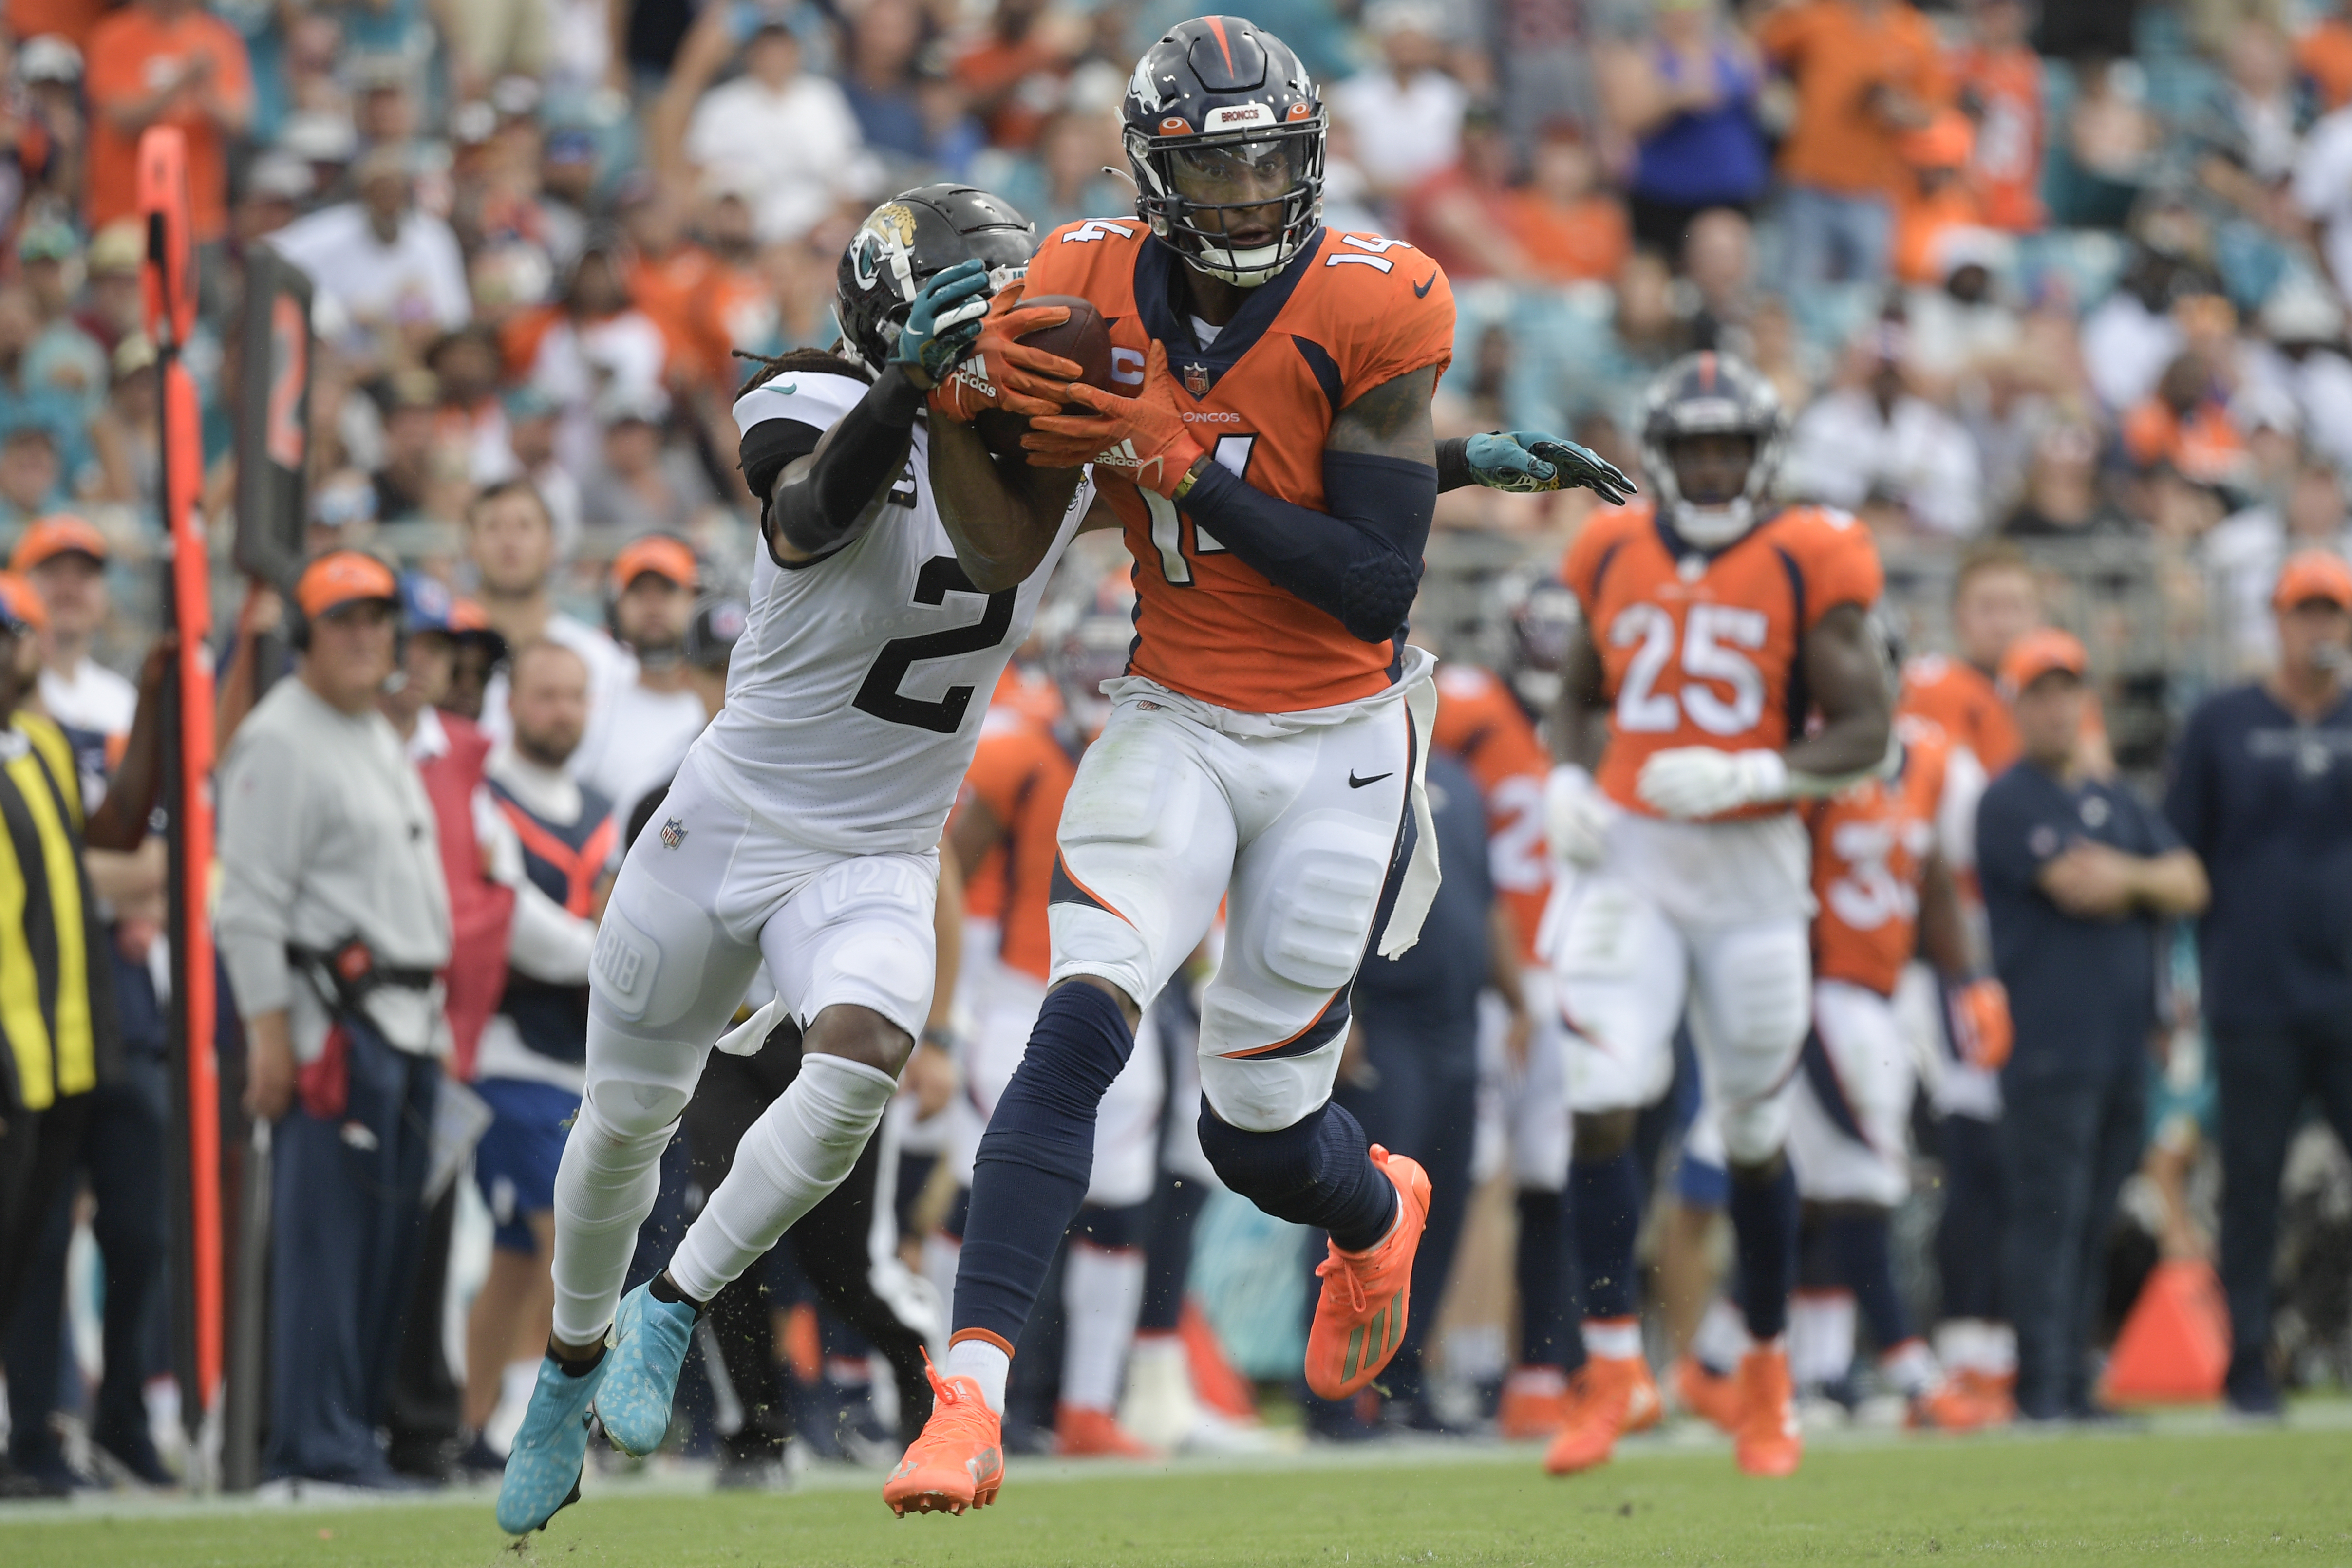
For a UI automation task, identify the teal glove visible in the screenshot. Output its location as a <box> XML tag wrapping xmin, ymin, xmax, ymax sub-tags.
<box><xmin>889</xmin><ymin>258</ymin><xmax>993</xmax><ymax>384</ymax></box>
<box><xmin>1465</xmin><ymin>431</ymin><xmax>1639</xmax><ymax>505</ymax></box>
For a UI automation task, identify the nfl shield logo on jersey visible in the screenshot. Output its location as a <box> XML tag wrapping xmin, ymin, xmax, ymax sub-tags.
<box><xmin>660</xmin><ymin>817</ymin><xmax>687</xmax><ymax>849</ymax></box>
<box><xmin>1183</xmin><ymin>361</ymin><xmax>1211</xmax><ymax>397</ymax></box>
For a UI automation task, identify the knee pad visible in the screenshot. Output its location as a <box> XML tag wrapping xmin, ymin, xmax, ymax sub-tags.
<box><xmin>1718</xmin><ymin>1087</ymin><xmax>1792</xmax><ymax>1168</ymax></box>
<box><xmin>1196</xmin><ymin>1102</ymin><xmax>1323</xmax><ymax>1206</ymax></box>
<box><xmin>1252</xmin><ymin>819</ymin><xmax>1391</xmax><ymax>993</ymax></box>
<box><xmin>580</xmin><ymin>1077</ymin><xmax>688</xmax><ymax>1146</ymax></box>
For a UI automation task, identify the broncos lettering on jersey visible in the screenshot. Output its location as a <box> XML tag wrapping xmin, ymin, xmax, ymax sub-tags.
<box><xmin>1804</xmin><ymin>718</ymin><xmax>1951</xmax><ymax>998</ymax></box>
<box><xmin>955</xmin><ymin>704</ymin><xmax>1075</xmax><ymax>985</ymax></box>
<box><xmin>1431</xmin><ymin>663</ymin><xmax>1550</xmax><ymax>963</ymax></box>
<box><xmin>1020</xmin><ymin>218</ymin><xmax>1454</xmax><ymax>714</ymax></box>
<box><xmin>1563</xmin><ymin>503</ymin><xmax>1883</xmax><ymax>818</ymax></box>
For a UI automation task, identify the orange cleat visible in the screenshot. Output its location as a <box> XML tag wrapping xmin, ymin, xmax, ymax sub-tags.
<box><xmin>1956</xmin><ymin>1367</ymin><xmax>2017</xmax><ymax>1424</ymax></box>
<box><xmin>884</xmin><ymin>1356</ymin><xmax>1005</xmax><ymax>1517</ymax></box>
<box><xmin>1054</xmin><ymin>1403</ymin><xmax>1161</xmax><ymax>1458</ymax></box>
<box><xmin>1542</xmin><ymin>1355</ymin><xmax>1662</xmax><ymax>1475</ymax></box>
<box><xmin>1496</xmin><ymin>1366</ymin><xmax>1570</xmax><ymax>1440</ymax></box>
<box><xmin>1303</xmin><ymin>1147</ymin><xmax>1431</xmax><ymax>1401</ymax></box>
<box><xmin>1674</xmin><ymin>1354</ymin><xmax>1743</xmax><ymax>1435</ymax></box>
<box><xmin>1733</xmin><ymin>1347</ymin><xmax>1802</xmax><ymax>1477</ymax></box>
<box><xmin>1909</xmin><ymin>1379</ymin><xmax>1998</xmax><ymax>1432</ymax></box>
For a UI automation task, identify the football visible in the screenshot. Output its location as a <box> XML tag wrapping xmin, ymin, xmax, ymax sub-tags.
<box><xmin>975</xmin><ymin>294</ymin><xmax>1116</xmax><ymax>463</ymax></box>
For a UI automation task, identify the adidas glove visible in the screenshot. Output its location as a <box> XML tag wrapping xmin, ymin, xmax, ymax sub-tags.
<box><xmin>1023</xmin><ymin>340</ymin><xmax>1204</xmax><ymax>496</ymax></box>
<box><xmin>930</xmin><ymin>283</ymin><xmax>1085</xmax><ymax>423</ymax></box>
<box><xmin>888</xmin><ymin>258</ymin><xmax>993</xmax><ymax>387</ymax></box>
<box><xmin>1635</xmin><ymin>747</ymin><xmax>1790</xmax><ymax>820</ymax></box>
<box><xmin>1543</xmin><ymin>764</ymin><xmax>1614</xmax><ymax>868</ymax></box>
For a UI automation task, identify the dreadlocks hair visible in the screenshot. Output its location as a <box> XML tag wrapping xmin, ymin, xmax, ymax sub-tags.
<box><xmin>732</xmin><ymin>344</ymin><xmax>873</xmax><ymax>400</ymax></box>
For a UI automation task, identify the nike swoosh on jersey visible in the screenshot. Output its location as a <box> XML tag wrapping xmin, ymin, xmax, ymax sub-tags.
<box><xmin>1413</xmin><ymin>274</ymin><xmax>1435</xmax><ymax>299</ymax></box>
<box><xmin>1348</xmin><ymin>770</ymin><xmax>1393</xmax><ymax>788</ymax></box>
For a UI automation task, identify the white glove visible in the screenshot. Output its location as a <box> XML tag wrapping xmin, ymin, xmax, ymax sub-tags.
<box><xmin>1543</xmin><ymin>764</ymin><xmax>1614</xmax><ymax>867</ymax></box>
<box><xmin>1636</xmin><ymin>747</ymin><xmax>1790</xmax><ymax>820</ymax></box>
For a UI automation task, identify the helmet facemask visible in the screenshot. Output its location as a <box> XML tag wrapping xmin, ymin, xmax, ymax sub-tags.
<box><xmin>1129</xmin><ymin>116</ymin><xmax>1324</xmax><ymax>288</ymax></box>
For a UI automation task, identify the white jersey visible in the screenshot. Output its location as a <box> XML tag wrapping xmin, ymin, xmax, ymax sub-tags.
<box><xmin>693</xmin><ymin>368</ymin><xmax>1091</xmax><ymax>854</ymax></box>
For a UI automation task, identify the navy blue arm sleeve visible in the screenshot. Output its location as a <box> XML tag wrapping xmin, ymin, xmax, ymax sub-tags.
<box><xmin>1179</xmin><ymin>450</ymin><xmax>1437</xmax><ymax>643</ymax></box>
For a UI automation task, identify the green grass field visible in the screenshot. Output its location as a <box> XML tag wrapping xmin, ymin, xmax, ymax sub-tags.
<box><xmin>6</xmin><ymin>1416</ymin><xmax>2351</xmax><ymax>1567</ymax></box>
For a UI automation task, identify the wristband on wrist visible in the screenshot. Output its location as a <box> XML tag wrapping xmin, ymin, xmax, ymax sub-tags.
<box><xmin>919</xmin><ymin>1024</ymin><xmax>956</xmax><ymax>1053</ymax></box>
<box><xmin>1171</xmin><ymin>456</ymin><xmax>1206</xmax><ymax>502</ymax></box>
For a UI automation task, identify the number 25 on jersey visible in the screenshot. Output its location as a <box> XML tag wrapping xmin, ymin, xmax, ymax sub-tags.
<box><xmin>1609</xmin><ymin>601</ymin><xmax>1768</xmax><ymax>737</ymax></box>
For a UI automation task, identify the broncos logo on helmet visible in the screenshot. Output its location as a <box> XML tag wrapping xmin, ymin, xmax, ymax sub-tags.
<box><xmin>1121</xmin><ymin>17</ymin><xmax>1325</xmax><ymax>288</ymax></box>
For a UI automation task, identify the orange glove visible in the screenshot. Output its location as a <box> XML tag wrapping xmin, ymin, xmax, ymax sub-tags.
<box><xmin>928</xmin><ymin>283</ymin><xmax>1083</xmax><ymax>424</ymax></box>
<box><xmin>1949</xmin><ymin>976</ymin><xmax>2013</xmax><ymax>1072</ymax></box>
<box><xmin>1021</xmin><ymin>339</ymin><xmax>1205</xmax><ymax>497</ymax></box>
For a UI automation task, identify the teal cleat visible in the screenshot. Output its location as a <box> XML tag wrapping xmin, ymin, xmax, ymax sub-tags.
<box><xmin>495</xmin><ymin>1352</ymin><xmax>608</xmax><ymax>1535</ymax></box>
<box><xmin>595</xmin><ymin>1282</ymin><xmax>698</xmax><ymax>1457</ymax></box>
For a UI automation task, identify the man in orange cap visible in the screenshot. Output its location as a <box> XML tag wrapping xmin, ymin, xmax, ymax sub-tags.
<box><xmin>216</xmin><ymin>548</ymin><xmax>456</xmax><ymax>1487</ymax></box>
<box><xmin>1976</xmin><ymin>628</ymin><xmax>2207</xmax><ymax>1422</ymax></box>
<box><xmin>11</xmin><ymin>515</ymin><xmax>129</xmax><ymax>739</ymax></box>
<box><xmin>2165</xmin><ymin>549</ymin><xmax>2352</xmax><ymax>1416</ymax></box>
<box><xmin>565</xmin><ymin>533</ymin><xmax>708</xmax><ymax>824</ymax></box>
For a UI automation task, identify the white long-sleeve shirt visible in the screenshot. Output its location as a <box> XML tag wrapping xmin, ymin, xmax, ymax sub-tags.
<box><xmin>1785</xmin><ymin>388</ymin><xmax>1984</xmax><ymax>537</ymax></box>
<box><xmin>216</xmin><ymin>679</ymin><xmax>452</xmax><ymax>1060</ymax></box>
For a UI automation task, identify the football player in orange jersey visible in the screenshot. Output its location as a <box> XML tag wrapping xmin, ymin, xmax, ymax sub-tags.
<box><xmin>930</xmin><ymin>676</ymin><xmax>1168</xmax><ymax>1461</ymax></box>
<box><xmin>1430</xmin><ymin>655</ymin><xmax>1585</xmax><ymax>1437</ymax></box>
<box><xmin>1540</xmin><ymin>353</ymin><xmax>1892</xmax><ymax>1480</ymax></box>
<box><xmin>1676</xmin><ymin>705</ymin><xmax>2009</xmax><ymax>1435</ymax></box>
<box><xmin>1895</xmin><ymin>540</ymin><xmax>2037</xmax><ymax>1404</ymax></box>
<box><xmin>886</xmin><ymin>16</ymin><xmax>1634</xmax><ymax>1516</ymax></box>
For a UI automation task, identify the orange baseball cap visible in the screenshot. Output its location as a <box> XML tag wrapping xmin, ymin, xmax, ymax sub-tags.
<box><xmin>610</xmin><ymin>534</ymin><xmax>696</xmax><ymax>593</ymax></box>
<box><xmin>1997</xmin><ymin>627</ymin><xmax>2088</xmax><ymax>698</ymax></box>
<box><xmin>0</xmin><ymin>572</ymin><xmax>47</xmax><ymax>634</ymax></box>
<box><xmin>2272</xmin><ymin>549</ymin><xmax>2352</xmax><ymax>611</ymax></box>
<box><xmin>10</xmin><ymin>513</ymin><xmax>108</xmax><ymax>572</ymax></box>
<box><xmin>296</xmin><ymin>549</ymin><xmax>400</xmax><ymax>620</ymax></box>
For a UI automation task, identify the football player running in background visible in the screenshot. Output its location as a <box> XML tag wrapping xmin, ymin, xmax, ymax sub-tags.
<box><xmin>496</xmin><ymin>185</ymin><xmax>1095</xmax><ymax>1537</ymax></box>
<box><xmin>886</xmin><ymin>16</ymin><xmax>1632</xmax><ymax>1517</ymax></box>
<box><xmin>1542</xmin><ymin>352</ymin><xmax>1890</xmax><ymax>1480</ymax></box>
<box><xmin>1677</xmin><ymin>688</ymin><xmax>2008</xmax><ymax>1432</ymax></box>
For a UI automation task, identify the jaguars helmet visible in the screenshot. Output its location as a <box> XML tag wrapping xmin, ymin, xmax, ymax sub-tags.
<box><xmin>835</xmin><ymin>184</ymin><xmax>1037</xmax><ymax>374</ymax></box>
<box><xmin>1122</xmin><ymin>17</ymin><xmax>1325</xmax><ymax>287</ymax></box>
<box><xmin>1638</xmin><ymin>351</ymin><xmax>1787</xmax><ymax>549</ymax></box>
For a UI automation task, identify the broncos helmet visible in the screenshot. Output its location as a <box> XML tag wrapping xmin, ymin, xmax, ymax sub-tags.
<box><xmin>1123</xmin><ymin>17</ymin><xmax>1325</xmax><ymax>287</ymax></box>
<box><xmin>1639</xmin><ymin>351</ymin><xmax>1787</xmax><ymax>550</ymax></box>
<box><xmin>836</xmin><ymin>184</ymin><xmax>1037</xmax><ymax>373</ymax></box>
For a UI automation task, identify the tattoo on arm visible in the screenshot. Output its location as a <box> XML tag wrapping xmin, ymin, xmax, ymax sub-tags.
<box><xmin>1328</xmin><ymin>366</ymin><xmax>1438</xmax><ymax>464</ymax></box>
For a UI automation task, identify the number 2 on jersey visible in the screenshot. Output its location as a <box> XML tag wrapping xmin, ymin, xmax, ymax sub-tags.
<box><xmin>853</xmin><ymin>556</ymin><xmax>1015</xmax><ymax>733</ymax></box>
<box><xmin>1610</xmin><ymin>601</ymin><xmax>1768</xmax><ymax>736</ymax></box>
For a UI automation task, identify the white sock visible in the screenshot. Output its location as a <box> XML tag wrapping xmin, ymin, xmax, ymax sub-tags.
<box><xmin>1583</xmin><ymin>1316</ymin><xmax>1642</xmax><ymax>1361</ymax></box>
<box><xmin>667</xmin><ymin>1053</ymin><xmax>900</xmax><ymax>1304</ymax></box>
<box><xmin>1936</xmin><ymin>1318</ymin><xmax>1987</xmax><ymax>1374</ymax></box>
<box><xmin>1062</xmin><ymin>1242</ymin><xmax>1145</xmax><ymax>1413</ymax></box>
<box><xmin>922</xmin><ymin>1228</ymin><xmax>963</xmax><ymax>1344</ymax></box>
<box><xmin>1788</xmin><ymin>1291</ymin><xmax>1855</xmax><ymax>1388</ymax></box>
<box><xmin>944</xmin><ymin>1336</ymin><xmax>1012</xmax><ymax>1413</ymax></box>
<box><xmin>1693</xmin><ymin>1295</ymin><xmax>1752</xmax><ymax>1374</ymax></box>
<box><xmin>550</xmin><ymin>1098</ymin><xmax>675</xmax><ymax>1345</ymax></box>
<box><xmin>1881</xmin><ymin>1338</ymin><xmax>1941</xmax><ymax>1399</ymax></box>
<box><xmin>1986</xmin><ymin>1322</ymin><xmax>2017</xmax><ymax>1376</ymax></box>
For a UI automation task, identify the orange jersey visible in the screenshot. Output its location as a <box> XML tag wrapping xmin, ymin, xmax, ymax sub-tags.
<box><xmin>1020</xmin><ymin>220</ymin><xmax>1455</xmax><ymax>714</ymax></box>
<box><xmin>1564</xmin><ymin>504</ymin><xmax>1883</xmax><ymax>817</ymax></box>
<box><xmin>1898</xmin><ymin>653</ymin><xmax>2016</xmax><ymax>775</ymax></box>
<box><xmin>1431</xmin><ymin>663</ymin><xmax>1551</xmax><ymax>964</ymax></box>
<box><xmin>955</xmin><ymin>708</ymin><xmax>1076</xmax><ymax>983</ymax></box>
<box><xmin>1805</xmin><ymin>719</ymin><xmax>1951</xmax><ymax>997</ymax></box>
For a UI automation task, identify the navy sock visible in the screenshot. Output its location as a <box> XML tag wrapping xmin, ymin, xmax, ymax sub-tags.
<box><xmin>1570</xmin><ymin>1153</ymin><xmax>1644</xmax><ymax>1320</ymax></box>
<box><xmin>952</xmin><ymin>984</ymin><xmax>1133</xmax><ymax>1345</ymax></box>
<box><xmin>1514</xmin><ymin>1188</ymin><xmax>1580</xmax><ymax>1370</ymax></box>
<box><xmin>1823</xmin><ymin>1210</ymin><xmax>1911</xmax><ymax>1350</ymax></box>
<box><xmin>1729</xmin><ymin>1160</ymin><xmax>1800</xmax><ymax>1342</ymax></box>
<box><xmin>1197</xmin><ymin>1100</ymin><xmax>1398</xmax><ymax>1251</ymax></box>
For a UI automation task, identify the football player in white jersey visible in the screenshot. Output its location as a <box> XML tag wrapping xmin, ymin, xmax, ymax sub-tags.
<box><xmin>496</xmin><ymin>185</ymin><xmax>1099</xmax><ymax>1536</ymax></box>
